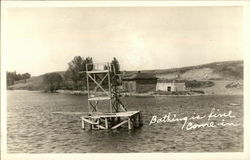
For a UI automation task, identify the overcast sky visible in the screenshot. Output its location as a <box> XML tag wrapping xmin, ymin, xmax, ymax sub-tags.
<box><xmin>5</xmin><ymin>7</ymin><xmax>243</xmax><ymax>76</ymax></box>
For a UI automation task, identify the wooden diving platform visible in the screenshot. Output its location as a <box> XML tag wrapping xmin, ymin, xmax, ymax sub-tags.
<box><xmin>81</xmin><ymin>111</ymin><xmax>143</xmax><ymax>130</ymax></box>
<box><xmin>53</xmin><ymin>62</ymin><xmax>143</xmax><ymax>131</ymax></box>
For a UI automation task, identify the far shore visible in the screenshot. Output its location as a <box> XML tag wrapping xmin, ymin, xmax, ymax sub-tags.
<box><xmin>7</xmin><ymin>89</ymin><xmax>243</xmax><ymax>97</ymax></box>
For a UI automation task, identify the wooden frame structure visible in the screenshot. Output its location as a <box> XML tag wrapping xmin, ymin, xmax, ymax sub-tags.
<box><xmin>86</xmin><ymin>62</ymin><xmax>127</xmax><ymax>113</ymax></box>
<box><xmin>82</xmin><ymin>62</ymin><xmax>142</xmax><ymax>130</ymax></box>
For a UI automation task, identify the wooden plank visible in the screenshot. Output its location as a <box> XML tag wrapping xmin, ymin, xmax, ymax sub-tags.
<box><xmin>88</xmin><ymin>74</ymin><xmax>110</xmax><ymax>96</ymax></box>
<box><xmin>119</xmin><ymin>104</ymin><xmax>127</xmax><ymax>112</ymax></box>
<box><xmin>117</xmin><ymin>98</ymin><xmax>127</xmax><ymax>111</ymax></box>
<box><xmin>90</xmin><ymin>101</ymin><xmax>98</xmax><ymax>112</ymax></box>
<box><xmin>111</xmin><ymin>120</ymin><xmax>128</xmax><ymax>129</ymax></box>
<box><xmin>52</xmin><ymin>112</ymin><xmax>88</xmax><ymax>115</ymax></box>
<box><xmin>93</xmin><ymin>73</ymin><xmax>108</xmax><ymax>95</ymax></box>
<box><xmin>86</xmin><ymin>70</ymin><xmax>109</xmax><ymax>74</ymax></box>
<box><xmin>82</xmin><ymin>117</ymin><xmax>98</xmax><ymax>125</ymax></box>
<box><xmin>97</xmin><ymin>119</ymin><xmax>100</xmax><ymax>129</ymax></box>
<box><xmin>85</xmin><ymin>111</ymin><xmax>141</xmax><ymax>118</ymax></box>
<box><xmin>98</xmin><ymin>125</ymin><xmax>106</xmax><ymax>129</ymax></box>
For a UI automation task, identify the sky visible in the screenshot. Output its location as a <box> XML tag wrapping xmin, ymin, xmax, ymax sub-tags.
<box><xmin>4</xmin><ymin>7</ymin><xmax>243</xmax><ymax>76</ymax></box>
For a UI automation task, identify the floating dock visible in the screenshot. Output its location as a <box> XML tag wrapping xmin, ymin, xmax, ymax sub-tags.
<box><xmin>81</xmin><ymin>111</ymin><xmax>143</xmax><ymax>130</ymax></box>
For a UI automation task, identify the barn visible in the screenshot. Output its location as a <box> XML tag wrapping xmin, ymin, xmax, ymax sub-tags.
<box><xmin>156</xmin><ymin>79</ymin><xmax>186</xmax><ymax>92</ymax></box>
<box><xmin>122</xmin><ymin>71</ymin><xmax>158</xmax><ymax>93</ymax></box>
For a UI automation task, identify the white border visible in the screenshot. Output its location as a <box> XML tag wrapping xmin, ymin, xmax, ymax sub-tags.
<box><xmin>1</xmin><ymin>1</ymin><xmax>249</xmax><ymax>7</ymax></box>
<box><xmin>1</xmin><ymin>1</ymin><xmax>250</xmax><ymax>160</ymax></box>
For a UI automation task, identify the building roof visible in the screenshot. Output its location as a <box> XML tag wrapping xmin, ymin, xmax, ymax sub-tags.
<box><xmin>122</xmin><ymin>72</ymin><xmax>157</xmax><ymax>81</ymax></box>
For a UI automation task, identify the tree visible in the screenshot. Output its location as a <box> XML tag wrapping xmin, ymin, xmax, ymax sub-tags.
<box><xmin>43</xmin><ymin>72</ymin><xmax>63</xmax><ymax>92</ymax></box>
<box><xmin>21</xmin><ymin>73</ymin><xmax>31</xmax><ymax>80</ymax></box>
<box><xmin>64</xmin><ymin>56</ymin><xmax>93</xmax><ymax>90</ymax></box>
<box><xmin>85</xmin><ymin>57</ymin><xmax>93</xmax><ymax>71</ymax></box>
<box><xmin>110</xmin><ymin>57</ymin><xmax>121</xmax><ymax>85</ymax></box>
<box><xmin>7</xmin><ymin>71</ymin><xmax>16</xmax><ymax>86</ymax></box>
<box><xmin>111</xmin><ymin>57</ymin><xmax>120</xmax><ymax>74</ymax></box>
<box><xmin>6</xmin><ymin>71</ymin><xmax>31</xmax><ymax>86</ymax></box>
<box><xmin>20</xmin><ymin>73</ymin><xmax>31</xmax><ymax>82</ymax></box>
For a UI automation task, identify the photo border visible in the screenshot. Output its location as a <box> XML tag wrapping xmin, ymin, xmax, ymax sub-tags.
<box><xmin>1</xmin><ymin>1</ymin><xmax>250</xmax><ymax>160</ymax></box>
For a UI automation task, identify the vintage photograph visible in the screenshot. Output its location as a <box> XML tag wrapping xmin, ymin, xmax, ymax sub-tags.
<box><xmin>1</xmin><ymin>3</ymin><xmax>247</xmax><ymax>158</ymax></box>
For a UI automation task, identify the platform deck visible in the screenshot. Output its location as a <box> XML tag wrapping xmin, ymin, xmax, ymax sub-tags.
<box><xmin>83</xmin><ymin>111</ymin><xmax>140</xmax><ymax>118</ymax></box>
<box><xmin>81</xmin><ymin>111</ymin><xmax>143</xmax><ymax>130</ymax></box>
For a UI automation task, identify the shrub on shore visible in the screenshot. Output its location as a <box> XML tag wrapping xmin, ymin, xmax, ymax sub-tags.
<box><xmin>185</xmin><ymin>80</ymin><xmax>214</xmax><ymax>88</ymax></box>
<box><xmin>43</xmin><ymin>73</ymin><xmax>63</xmax><ymax>92</ymax></box>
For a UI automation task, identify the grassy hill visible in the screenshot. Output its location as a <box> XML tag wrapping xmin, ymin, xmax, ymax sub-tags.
<box><xmin>8</xmin><ymin>71</ymin><xmax>66</xmax><ymax>91</ymax></box>
<box><xmin>129</xmin><ymin>60</ymin><xmax>243</xmax><ymax>80</ymax></box>
<box><xmin>8</xmin><ymin>60</ymin><xmax>243</xmax><ymax>93</ymax></box>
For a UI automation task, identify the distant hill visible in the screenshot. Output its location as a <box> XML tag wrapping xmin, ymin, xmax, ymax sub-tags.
<box><xmin>127</xmin><ymin>60</ymin><xmax>243</xmax><ymax>81</ymax></box>
<box><xmin>8</xmin><ymin>60</ymin><xmax>243</xmax><ymax>92</ymax></box>
<box><xmin>8</xmin><ymin>71</ymin><xmax>66</xmax><ymax>90</ymax></box>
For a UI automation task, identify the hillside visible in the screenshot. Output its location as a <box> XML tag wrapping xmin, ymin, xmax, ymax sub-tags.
<box><xmin>129</xmin><ymin>60</ymin><xmax>243</xmax><ymax>81</ymax></box>
<box><xmin>8</xmin><ymin>71</ymin><xmax>65</xmax><ymax>91</ymax></box>
<box><xmin>8</xmin><ymin>60</ymin><xmax>243</xmax><ymax>94</ymax></box>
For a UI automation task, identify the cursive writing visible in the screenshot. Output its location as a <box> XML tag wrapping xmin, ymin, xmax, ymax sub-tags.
<box><xmin>149</xmin><ymin>108</ymin><xmax>240</xmax><ymax>130</ymax></box>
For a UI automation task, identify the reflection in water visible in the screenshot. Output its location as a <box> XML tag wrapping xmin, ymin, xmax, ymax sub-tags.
<box><xmin>7</xmin><ymin>90</ymin><xmax>243</xmax><ymax>153</ymax></box>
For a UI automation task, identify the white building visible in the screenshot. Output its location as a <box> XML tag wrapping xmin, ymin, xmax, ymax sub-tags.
<box><xmin>156</xmin><ymin>80</ymin><xmax>186</xmax><ymax>92</ymax></box>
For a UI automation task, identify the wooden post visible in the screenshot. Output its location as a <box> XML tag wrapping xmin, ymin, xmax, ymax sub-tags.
<box><xmin>134</xmin><ymin>116</ymin><xmax>137</xmax><ymax>127</ymax></box>
<box><xmin>105</xmin><ymin>118</ymin><xmax>108</xmax><ymax>129</ymax></box>
<box><xmin>88</xmin><ymin>101</ymin><xmax>91</xmax><ymax>114</ymax></box>
<box><xmin>108</xmin><ymin>70</ymin><xmax>112</xmax><ymax>113</ymax></box>
<box><xmin>133</xmin><ymin>115</ymin><xmax>137</xmax><ymax>128</ymax></box>
<box><xmin>90</xmin><ymin>118</ymin><xmax>93</xmax><ymax>130</ymax></box>
<box><xmin>138</xmin><ymin>114</ymin><xmax>141</xmax><ymax>127</ymax></box>
<box><xmin>139</xmin><ymin>112</ymin><xmax>143</xmax><ymax>126</ymax></box>
<box><xmin>81</xmin><ymin>118</ymin><xmax>85</xmax><ymax>129</ymax></box>
<box><xmin>128</xmin><ymin>117</ymin><xmax>131</xmax><ymax>129</ymax></box>
<box><xmin>131</xmin><ymin>117</ymin><xmax>134</xmax><ymax>129</ymax></box>
<box><xmin>86</xmin><ymin>70</ymin><xmax>91</xmax><ymax>113</ymax></box>
<box><xmin>97</xmin><ymin>119</ymin><xmax>100</xmax><ymax>129</ymax></box>
<box><xmin>111</xmin><ymin>117</ymin><xmax>115</xmax><ymax>125</ymax></box>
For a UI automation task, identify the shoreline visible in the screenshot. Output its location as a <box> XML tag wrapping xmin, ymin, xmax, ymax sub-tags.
<box><xmin>6</xmin><ymin>89</ymin><xmax>243</xmax><ymax>97</ymax></box>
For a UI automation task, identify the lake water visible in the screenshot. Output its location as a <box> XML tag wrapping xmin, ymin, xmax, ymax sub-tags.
<box><xmin>7</xmin><ymin>90</ymin><xmax>243</xmax><ymax>153</ymax></box>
